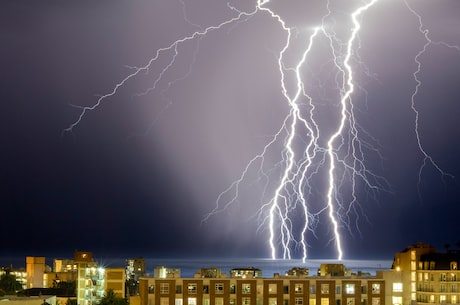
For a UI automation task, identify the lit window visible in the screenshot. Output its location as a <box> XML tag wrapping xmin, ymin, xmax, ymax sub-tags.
<box><xmin>160</xmin><ymin>283</ymin><xmax>169</xmax><ymax>294</ymax></box>
<box><xmin>188</xmin><ymin>283</ymin><xmax>197</xmax><ymax>294</ymax></box>
<box><xmin>295</xmin><ymin>284</ymin><xmax>303</xmax><ymax>294</ymax></box>
<box><xmin>215</xmin><ymin>283</ymin><xmax>224</xmax><ymax>294</ymax></box>
<box><xmin>393</xmin><ymin>283</ymin><xmax>403</xmax><ymax>293</ymax></box>
<box><xmin>242</xmin><ymin>283</ymin><xmax>251</xmax><ymax>294</ymax></box>
<box><xmin>372</xmin><ymin>297</ymin><xmax>380</xmax><ymax>305</ymax></box>
<box><xmin>321</xmin><ymin>298</ymin><xmax>329</xmax><ymax>305</ymax></box>
<box><xmin>215</xmin><ymin>298</ymin><xmax>224</xmax><ymax>305</ymax></box>
<box><xmin>161</xmin><ymin>297</ymin><xmax>169</xmax><ymax>305</ymax></box>
<box><xmin>188</xmin><ymin>297</ymin><xmax>197</xmax><ymax>305</ymax></box>
<box><xmin>269</xmin><ymin>284</ymin><xmax>277</xmax><ymax>294</ymax></box>
<box><xmin>452</xmin><ymin>295</ymin><xmax>457</xmax><ymax>304</ymax></box>
<box><xmin>372</xmin><ymin>284</ymin><xmax>380</xmax><ymax>294</ymax></box>
<box><xmin>345</xmin><ymin>284</ymin><xmax>355</xmax><ymax>294</ymax></box>
<box><xmin>452</xmin><ymin>262</ymin><xmax>458</xmax><ymax>270</ymax></box>
<box><xmin>243</xmin><ymin>297</ymin><xmax>251</xmax><ymax>305</ymax></box>
<box><xmin>441</xmin><ymin>295</ymin><xmax>446</xmax><ymax>303</ymax></box>
<box><xmin>347</xmin><ymin>298</ymin><xmax>355</xmax><ymax>305</ymax></box>
<box><xmin>321</xmin><ymin>284</ymin><xmax>330</xmax><ymax>294</ymax></box>
<box><xmin>295</xmin><ymin>298</ymin><xmax>303</xmax><ymax>305</ymax></box>
<box><xmin>392</xmin><ymin>296</ymin><xmax>402</xmax><ymax>305</ymax></box>
<box><xmin>269</xmin><ymin>297</ymin><xmax>277</xmax><ymax>305</ymax></box>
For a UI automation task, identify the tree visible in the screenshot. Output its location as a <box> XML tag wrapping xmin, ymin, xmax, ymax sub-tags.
<box><xmin>97</xmin><ymin>289</ymin><xmax>129</xmax><ymax>305</ymax></box>
<box><xmin>0</xmin><ymin>269</ymin><xmax>22</xmax><ymax>295</ymax></box>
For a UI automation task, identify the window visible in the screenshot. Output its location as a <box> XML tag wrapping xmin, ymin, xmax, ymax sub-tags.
<box><xmin>160</xmin><ymin>283</ymin><xmax>169</xmax><ymax>294</ymax></box>
<box><xmin>295</xmin><ymin>284</ymin><xmax>303</xmax><ymax>294</ymax></box>
<box><xmin>321</xmin><ymin>284</ymin><xmax>330</xmax><ymax>294</ymax></box>
<box><xmin>452</xmin><ymin>262</ymin><xmax>458</xmax><ymax>270</ymax></box>
<box><xmin>346</xmin><ymin>298</ymin><xmax>355</xmax><ymax>305</ymax></box>
<box><xmin>215</xmin><ymin>298</ymin><xmax>224</xmax><ymax>305</ymax></box>
<box><xmin>160</xmin><ymin>297</ymin><xmax>169</xmax><ymax>305</ymax></box>
<box><xmin>176</xmin><ymin>285</ymin><xmax>182</xmax><ymax>294</ymax></box>
<box><xmin>452</xmin><ymin>284</ymin><xmax>457</xmax><ymax>292</ymax></box>
<box><xmin>440</xmin><ymin>284</ymin><xmax>446</xmax><ymax>292</ymax></box>
<box><xmin>243</xmin><ymin>297</ymin><xmax>251</xmax><ymax>305</ymax></box>
<box><xmin>392</xmin><ymin>296</ymin><xmax>402</xmax><ymax>305</ymax></box>
<box><xmin>188</xmin><ymin>283</ymin><xmax>197</xmax><ymax>294</ymax></box>
<box><xmin>269</xmin><ymin>284</ymin><xmax>278</xmax><ymax>294</ymax></box>
<box><xmin>372</xmin><ymin>284</ymin><xmax>380</xmax><ymax>294</ymax></box>
<box><xmin>284</xmin><ymin>286</ymin><xmax>289</xmax><ymax>294</ymax></box>
<box><xmin>321</xmin><ymin>298</ymin><xmax>329</xmax><ymax>305</ymax></box>
<box><xmin>215</xmin><ymin>283</ymin><xmax>224</xmax><ymax>294</ymax></box>
<box><xmin>149</xmin><ymin>285</ymin><xmax>155</xmax><ymax>294</ymax></box>
<box><xmin>345</xmin><ymin>284</ymin><xmax>355</xmax><ymax>294</ymax></box>
<box><xmin>295</xmin><ymin>298</ymin><xmax>303</xmax><ymax>305</ymax></box>
<box><xmin>188</xmin><ymin>297</ymin><xmax>197</xmax><ymax>305</ymax></box>
<box><xmin>392</xmin><ymin>283</ymin><xmax>403</xmax><ymax>293</ymax></box>
<box><xmin>268</xmin><ymin>297</ymin><xmax>277</xmax><ymax>305</ymax></box>
<box><xmin>452</xmin><ymin>295</ymin><xmax>457</xmax><ymax>304</ymax></box>
<box><xmin>203</xmin><ymin>285</ymin><xmax>209</xmax><ymax>294</ymax></box>
<box><xmin>440</xmin><ymin>295</ymin><xmax>446</xmax><ymax>303</ymax></box>
<box><xmin>242</xmin><ymin>283</ymin><xmax>251</xmax><ymax>294</ymax></box>
<box><xmin>371</xmin><ymin>298</ymin><xmax>380</xmax><ymax>305</ymax></box>
<box><xmin>230</xmin><ymin>284</ymin><xmax>236</xmax><ymax>294</ymax></box>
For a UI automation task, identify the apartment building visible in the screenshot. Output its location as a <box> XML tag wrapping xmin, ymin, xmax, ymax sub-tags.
<box><xmin>138</xmin><ymin>265</ymin><xmax>385</xmax><ymax>305</ymax></box>
<box><xmin>389</xmin><ymin>242</ymin><xmax>460</xmax><ymax>305</ymax></box>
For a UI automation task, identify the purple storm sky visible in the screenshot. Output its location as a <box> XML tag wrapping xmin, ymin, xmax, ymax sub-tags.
<box><xmin>1</xmin><ymin>0</ymin><xmax>459</xmax><ymax>260</ymax></box>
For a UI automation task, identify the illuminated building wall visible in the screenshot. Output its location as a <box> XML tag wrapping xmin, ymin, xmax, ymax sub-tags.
<box><xmin>105</xmin><ymin>267</ymin><xmax>126</xmax><ymax>298</ymax></box>
<box><xmin>74</xmin><ymin>251</ymin><xmax>105</xmax><ymax>305</ymax></box>
<box><xmin>138</xmin><ymin>270</ymin><xmax>385</xmax><ymax>305</ymax></box>
<box><xmin>25</xmin><ymin>256</ymin><xmax>45</xmax><ymax>289</ymax></box>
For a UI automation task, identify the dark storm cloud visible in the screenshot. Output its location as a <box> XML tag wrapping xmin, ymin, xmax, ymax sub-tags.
<box><xmin>1</xmin><ymin>0</ymin><xmax>459</xmax><ymax>260</ymax></box>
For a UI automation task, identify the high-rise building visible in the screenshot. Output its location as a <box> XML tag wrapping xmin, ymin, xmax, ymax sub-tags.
<box><xmin>74</xmin><ymin>251</ymin><xmax>105</xmax><ymax>305</ymax></box>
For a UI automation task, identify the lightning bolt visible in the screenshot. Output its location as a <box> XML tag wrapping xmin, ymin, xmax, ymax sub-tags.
<box><xmin>403</xmin><ymin>0</ymin><xmax>458</xmax><ymax>199</ymax></box>
<box><xmin>63</xmin><ymin>0</ymin><xmax>458</xmax><ymax>261</ymax></box>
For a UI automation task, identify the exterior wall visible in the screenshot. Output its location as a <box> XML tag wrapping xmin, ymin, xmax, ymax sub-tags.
<box><xmin>209</xmin><ymin>279</ymin><xmax>230</xmax><ymax>305</ymax></box>
<box><xmin>367</xmin><ymin>280</ymin><xmax>385</xmax><ymax>305</ymax></box>
<box><xmin>138</xmin><ymin>276</ymin><xmax>386</xmax><ymax>305</ymax></box>
<box><xmin>263</xmin><ymin>279</ymin><xmax>283</xmax><ymax>305</ymax></box>
<box><xmin>105</xmin><ymin>267</ymin><xmax>126</xmax><ymax>298</ymax></box>
<box><xmin>26</xmin><ymin>256</ymin><xmax>45</xmax><ymax>289</ymax></box>
<box><xmin>289</xmin><ymin>279</ymin><xmax>310</xmax><ymax>305</ymax></box>
<box><xmin>341</xmin><ymin>280</ymin><xmax>361</xmax><ymax>305</ymax></box>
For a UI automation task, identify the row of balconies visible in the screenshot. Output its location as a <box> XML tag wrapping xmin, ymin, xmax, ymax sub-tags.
<box><xmin>418</xmin><ymin>287</ymin><xmax>458</xmax><ymax>293</ymax></box>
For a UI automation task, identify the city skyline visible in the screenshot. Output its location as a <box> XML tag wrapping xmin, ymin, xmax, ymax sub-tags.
<box><xmin>1</xmin><ymin>0</ymin><xmax>459</xmax><ymax>260</ymax></box>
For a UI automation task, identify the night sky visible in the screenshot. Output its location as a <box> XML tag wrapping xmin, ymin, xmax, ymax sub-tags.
<box><xmin>1</xmin><ymin>0</ymin><xmax>459</xmax><ymax>262</ymax></box>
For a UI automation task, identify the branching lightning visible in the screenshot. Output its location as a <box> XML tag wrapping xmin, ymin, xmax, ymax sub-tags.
<box><xmin>64</xmin><ymin>0</ymin><xmax>458</xmax><ymax>261</ymax></box>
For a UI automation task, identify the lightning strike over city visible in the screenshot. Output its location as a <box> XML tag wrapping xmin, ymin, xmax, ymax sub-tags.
<box><xmin>56</xmin><ymin>0</ymin><xmax>460</xmax><ymax>260</ymax></box>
